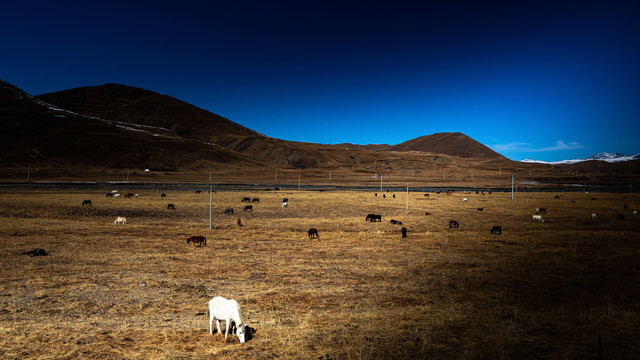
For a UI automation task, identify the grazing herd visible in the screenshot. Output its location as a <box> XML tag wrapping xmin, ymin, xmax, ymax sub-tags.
<box><xmin>85</xmin><ymin>190</ymin><xmax>637</xmax><ymax>243</ymax></box>
<box><xmin>58</xmin><ymin>188</ymin><xmax>637</xmax><ymax>346</ymax></box>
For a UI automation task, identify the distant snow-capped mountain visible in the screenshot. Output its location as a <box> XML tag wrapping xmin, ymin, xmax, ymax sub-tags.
<box><xmin>522</xmin><ymin>152</ymin><xmax>640</xmax><ymax>165</ymax></box>
<box><xmin>586</xmin><ymin>152</ymin><xmax>634</xmax><ymax>161</ymax></box>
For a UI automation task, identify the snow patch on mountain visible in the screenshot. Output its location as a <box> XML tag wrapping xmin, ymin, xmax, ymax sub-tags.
<box><xmin>522</xmin><ymin>153</ymin><xmax>640</xmax><ymax>164</ymax></box>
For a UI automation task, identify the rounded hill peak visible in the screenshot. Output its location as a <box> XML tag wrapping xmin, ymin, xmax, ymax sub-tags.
<box><xmin>390</xmin><ymin>132</ymin><xmax>506</xmax><ymax>159</ymax></box>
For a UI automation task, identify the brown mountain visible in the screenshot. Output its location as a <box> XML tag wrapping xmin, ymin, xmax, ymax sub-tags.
<box><xmin>37</xmin><ymin>84</ymin><xmax>512</xmax><ymax>167</ymax></box>
<box><xmin>390</xmin><ymin>132</ymin><xmax>507</xmax><ymax>159</ymax></box>
<box><xmin>38</xmin><ymin>83</ymin><xmax>260</xmax><ymax>141</ymax></box>
<box><xmin>38</xmin><ymin>84</ymin><xmax>340</xmax><ymax>169</ymax></box>
<box><xmin>0</xmin><ymin>79</ymin><xmax>264</xmax><ymax>170</ymax></box>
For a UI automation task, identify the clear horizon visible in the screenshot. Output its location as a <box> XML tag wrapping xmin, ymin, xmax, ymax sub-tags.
<box><xmin>2</xmin><ymin>1</ymin><xmax>639</xmax><ymax>162</ymax></box>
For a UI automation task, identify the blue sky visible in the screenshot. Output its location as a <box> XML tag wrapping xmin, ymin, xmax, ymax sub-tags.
<box><xmin>2</xmin><ymin>0</ymin><xmax>639</xmax><ymax>161</ymax></box>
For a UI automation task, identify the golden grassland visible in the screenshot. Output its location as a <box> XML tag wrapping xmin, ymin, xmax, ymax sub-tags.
<box><xmin>0</xmin><ymin>188</ymin><xmax>639</xmax><ymax>359</ymax></box>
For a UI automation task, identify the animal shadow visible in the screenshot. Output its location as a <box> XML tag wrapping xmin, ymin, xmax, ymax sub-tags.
<box><xmin>22</xmin><ymin>248</ymin><xmax>48</xmax><ymax>256</ymax></box>
<box><xmin>231</xmin><ymin>323</ymin><xmax>257</xmax><ymax>342</ymax></box>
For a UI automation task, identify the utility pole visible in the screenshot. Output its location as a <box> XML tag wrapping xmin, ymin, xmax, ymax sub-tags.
<box><xmin>406</xmin><ymin>185</ymin><xmax>409</xmax><ymax>215</ymax></box>
<box><xmin>209</xmin><ymin>169</ymin><xmax>213</xmax><ymax>230</ymax></box>
<box><xmin>380</xmin><ymin>174</ymin><xmax>383</xmax><ymax>192</ymax></box>
<box><xmin>298</xmin><ymin>173</ymin><xmax>301</xmax><ymax>191</ymax></box>
<box><xmin>511</xmin><ymin>175</ymin><xmax>515</xmax><ymax>200</ymax></box>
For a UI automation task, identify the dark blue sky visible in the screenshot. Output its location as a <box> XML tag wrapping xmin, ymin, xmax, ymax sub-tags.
<box><xmin>2</xmin><ymin>0</ymin><xmax>639</xmax><ymax>161</ymax></box>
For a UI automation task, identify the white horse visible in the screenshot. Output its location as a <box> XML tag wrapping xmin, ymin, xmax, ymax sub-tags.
<box><xmin>282</xmin><ymin>201</ymin><xmax>288</xmax><ymax>208</ymax></box>
<box><xmin>114</xmin><ymin>216</ymin><xmax>126</xmax><ymax>225</ymax></box>
<box><xmin>531</xmin><ymin>215</ymin><xmax>544</xmax><ymax>223</ymax></box>
<box><xmin>208</xmin><ymin>296</ymin><xmax>246</xmax><ymax>343</ymax></box>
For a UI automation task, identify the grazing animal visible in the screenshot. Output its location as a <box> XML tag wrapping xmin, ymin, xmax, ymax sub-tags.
<box><xmin>111</xmin><ymin>190</ymin><xmax>118</xmax><ymax>194</ymax></box>
<box><xmin>82</xmin><ymin>200</ymin><xmax>92</xmax><ymax>206</ymax></box>
<box><xmin>623</xmin><ymin>204</ymin><xmax>629</xmax><ymax>209</ymax></box>
<box><xmin>449</xmin><ymin>220</ymin><xmax>459</xmax><ymax>228</ymax></box>
<box><xmin>114</xmin><ymin>216</ymin><xmax>126</xmax><ymax>225</ymax></box>
<box><xmin>251</xmin><ymin>198</ymin><xmax>260</xmax><ymax>203</ymax></box>
<box><xmin>617</xmin><ymin>214</ymin><xmax>625</xmax><ymax>221</ymax></box>
<box><xmin>208</xmin><ymin>296</ymin><xmax>246</xmax><ymax>343</ymax></box>
<box><xmin>536</xmin><ymin>208</ymin><xmax>547</xmax><ymax>214</ymax></box>
<box><xmin>283</xmin><ymin>198</ymin><xmax>289</xmax><ymax>203</ymax></box>
<box><xmin>124</xmin><ymin>193</ymin><xmax>134</xmax><ymax>198</ymax></box>
<box><xmin>390</xmin><ymin>219</ymin><xmax>403</xmax><ymax>225</ymax></box>
<box><xmin>308</xmin><ymin>228</ymin><xmax>319</xmax><ymax>239</ymax></box>
<box><xmin>243</xmin><ymin>205</ymin><xmax>253</xmax><ymax>211</ymax></box>
<box><xmin>113</xmin><ymin>193</ymin><xmax>121</xmax><ymax>198</ymax></box>
<box><xmin>477</xmin><ymin>208</ymin><xmax>483</xmax><ymax>211</ymax></box>
<box><xmin>22</xmin><ymin>248</ymin><xmax>48</xmax><ymax>256</ymax></box>
<box><xmin>554</xmin><ymin>195</ymin><xmax>560</xmax><ymax>199</ymax></box>
<box><xmin>401</xmin><ymin>227</ymin><xmax>407</xmax><ymax>238</ymax></box>
<box><xmin>237</xmin><ymin>219</ymin><xmax>243</xmax><ymax>227</ymax></box>
<box><xmin>383</xmin><ymin>194</ymin><xmax>386</xmax><ymax>198</ymax></box>
<box><xmin>242</xmin><ymin>197</ymin><xmax>251</xmax><ymax>203</ymax></box>
<box><xmin>531</xmin><ymin>215</ymin><xmax>544</xmax><ymax>223</ymax></box>
<box><xmin>424</xmin><ymin>212</ymin><xmax>432</xmax><ymax>216</ymax></box>
<box><xmin>366</xmin><ymin>214</ymin><xmax>381</xmax><ymax>222</ymax></box>
<box><xmin>490</xmin><ymin>226</ymin><xmax>502</xmax><ymax>235</ymax></box>
<box><xmin>195</xmin><ymin>190</ymin><xmax>201</xmax><ymax>194</ymax></box>
<box><xmin>591</xmin><ymin>213</ymin><xmax>597</xmax><ymax>221</ymax></box>
<box><xmin>424</xmin><ymin>193</ymin><xmax>429</xmax><ymax>197</ymax></box>
<box><xmin>633</xmin><ymin>210</ymin><xmax>637</xmax><ymax>218</ymax></box>
<box><xmin>186</xmin><ymin>236</ymin><xmax>206</xmax><ymax>246</ymax></box>
<box><xmin>167</xmin><ymin>203</ymin><xmax>176</xmax><ymax>210</ymax></box>
<box><xmin>282</xmin><ymin>201</ymin><xmax>288</xmax><ymax>208</ymax></box>
<box><xmin>106</xmin><ymin>192</ymin><xmax>113</xmax><ymax>197</ymax></box>
<box><xmin>161</xmin><ymin>193</ymin><xmax>166</xmax><ymax>198</ymax></box>
<box><xmin>392</xmin><ymin>194</ymin><xmax>396</xmax><ymax>198</ymax></box>
<box><xmin>224</xmin><ymin>208</ymin><xmax>234</xmax><ymax>215</ymax></box>
<box><xmin>462</xmin><ymin>198</ymin><xmax>468</xmax><ymax>202</ymax></box>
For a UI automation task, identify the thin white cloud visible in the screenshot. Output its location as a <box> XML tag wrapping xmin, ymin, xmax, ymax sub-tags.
<box><xmin>489</xmin><ymin>140</ymin><xmax>584</xmax><ymax>153</ymax></box>
<box><xmin>489</xmin><ymin>142</ymin><xmax>532</xmax><ymax>152</ymax></box>
<box><xmin>532</xmin><ymin>140</ymin><xmax>583</xmax><ymax>152</ymax></box>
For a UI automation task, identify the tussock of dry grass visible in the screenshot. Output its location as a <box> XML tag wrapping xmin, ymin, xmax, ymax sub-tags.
<box><xmin>1</xmin><ymin>189</ymin><xmax>639</xmax><ymax>359</ymax></box>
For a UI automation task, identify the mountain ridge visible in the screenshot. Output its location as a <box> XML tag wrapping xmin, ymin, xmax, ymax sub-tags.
<box><xmin>3</xmin><ymin>79</ymin><xmax>638</xmax><ymax>180</ymax></box>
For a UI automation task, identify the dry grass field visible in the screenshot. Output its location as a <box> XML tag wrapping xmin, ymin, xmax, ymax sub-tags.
<box><xmin>1</xmin><ymin>188</ymin><xmax>639</xmax><ymax>359</ymax></box>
